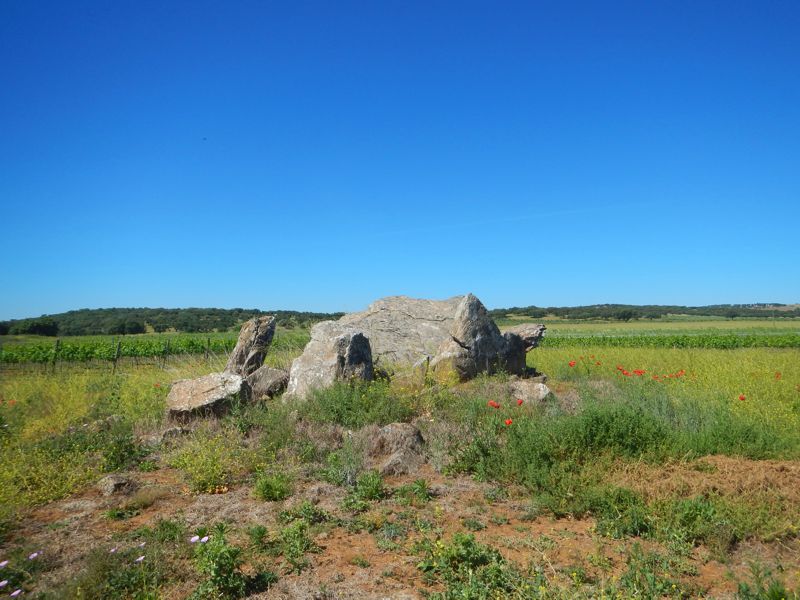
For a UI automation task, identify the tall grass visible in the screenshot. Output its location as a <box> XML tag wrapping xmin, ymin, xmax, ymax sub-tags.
<box><xmin>0</xmin><ymin>356</ymin><xmax>224</xmax><ymax>525</ymax></box>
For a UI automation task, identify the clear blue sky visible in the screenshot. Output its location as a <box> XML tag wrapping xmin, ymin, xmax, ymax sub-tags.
<box><xmin>2</xmin><ymin>1</ymin><xmax>799</xmax><ymax>319</ymax></box>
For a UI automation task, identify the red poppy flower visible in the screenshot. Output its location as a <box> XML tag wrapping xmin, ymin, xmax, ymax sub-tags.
<box><xmin>677</xmin><ymin>370</ymin><xmax>686</xmax><ymax>377</ymax></box>
<box><xmin>633</xmin><ymin>369</ymin><xmax>646</xmax><ymax>376</ymax></box>
<box><xmin>652</xmin><ymin>375</ymin><xmax>660</xmax><ymax>381</ymax></box>
<box><xmin>595</xmin><ymin>361</ymin><xmax>601</xmax><ymax>366</ymax></box>
<box><xmin>775</xmin><ymin>372</ymin><xmax>782</xmax><ymax>380</ymax></box>
<box><xmin>568</xmin><ymin>360</ymin><xmax>577</xmax><ymax>367</ymax></box>
<box><xmin>487</xmin><ymin>400</ymin><xmax>500</xmax><ymax>409</ymax></box>
<box><xmin>738</xmin><ymin>394</ymin><xmax>746</xmax><ymax>401</ymax></box>
<box><xmin>504</xmin><ymin>419</ymin><xmax>513</xmax><ymax>426</ymax></box>
<box><xmin>517</xmin><ymin>399</ymin><xmax>523</xmax><ymax>406</ymax></box>
<box><xmin>622</xmin><ymin>370</ymin><xmax>631</xmax><ymax>377</ymax></box>
<box><xmin>154</xmin><ymin>383</ymin><xmax>161</xmax><ymax>388</ymax></box>
<box><xmin>616</xmin><ymin>365</ymin><xmax>624</xmax><ymax>371</ymax></box>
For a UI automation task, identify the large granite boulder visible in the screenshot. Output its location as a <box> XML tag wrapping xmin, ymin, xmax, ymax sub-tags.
<box><xmin>167</xmin><ymin>371</ymin><xmax>244</xmax><ymax>422</ymax></box>
<box><xmin>286</xmin><ymin>294</ymin><xmax>540</xmax><ymax>398</ymax></box>
<box><xmin>331</xmin><ymin>295</ymin><xmax>462</xmax><ymax>365</ymax></box>
<box><xmin>285</xmin><ymin>328</ymin><xmax>373</xmax><ymax>399</ymax></box>
<box><xmin>225</xmin><ymin>316</ymin><xmax>276</xmax><ymax>377</ymax></box>
<box><xmin>429</xmin><ymin>294</ymin><xmax>530</xmax><ymax>380</ymax></box>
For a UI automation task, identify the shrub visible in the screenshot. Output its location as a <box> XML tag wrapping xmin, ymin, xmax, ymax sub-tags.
<box><xmin>302</xmin><ymin>380</ymin><xmax>412</xmax><ymax>429</ymax></box>
<box><xmin>658</xmin><ymin>495</ymin><xmax>740</xmax><ymax>555</ymax></box>
<box><xmin>169</xmin><ymin>432</ymin><xmax>242</xmax><ymax>494</ymax></box>
<box><xmin>736</xmin><ymin>564</ymin><xmax>799</xmax><ymax>599</ymax></box>
<box><xmin>617</xmin><ymin>543</ymin><xmax>680</xmax><ymax>598</ymax></box>
<box><xmin>253</xmin><ymin>471</ymin><xmax>293</xmax><ymax>502</ymax></box>
<box><xmin>586</xmin><ymin>486</ymin><xmax>652</xmax><ymax>538</ymax></box>
<box><xmin>49</xmin><ymin>546</ymin><xmax>166</xmax><ymax>600</ymax></box>
<box><xmin>396</xmin><ymin>479</ymin><xmax>433</xmax><ymax>506</ymax></box>
<box><xmin>343</xmin><ymin>470</ymin><xmax>385</xmax><ymax>512</ymax></box>
<box><xmin>416</xmin><ymin>533</ymin><xmax>543</xmax><ymax>599</ymax></box>
<box><xmin>279</xmin><ymin>500</ymin><xmax>332</xmax><ymax>525</ymax></box>
<box><xmin>247</xmin><ymin>525</ymin><xmax>275</xmax><ymax>553</ymax></box>
<box><xmin>279</xmin><ymin>519</ymin><xmax>319</xmax><ymax>573</ymax></box>
<box><xmin>192</xmin><ymin>533</ymin><xmax>247</xmax><ymax>598</ymax></box>
<box><xmin>320</xmin><ymin>437</ymin><xmax>363</xmax><ymax>486</ymax></box>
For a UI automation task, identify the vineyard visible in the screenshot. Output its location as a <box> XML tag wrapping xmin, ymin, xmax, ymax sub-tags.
<box><xmin>539</xmin><ymin>332</ymin><xmax>800</xmax><ymax>349</ymax></box>
<box><xmin>2</xmin><ymin>324</ymin><xmax>799</xmax><ymax>364</ymax></box>
<box><xmin>0</xmin><ymin>329</ymin><xmax>310</xmax><ymax>364</ymax></box>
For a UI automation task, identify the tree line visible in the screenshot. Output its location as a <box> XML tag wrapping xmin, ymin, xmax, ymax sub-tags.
<box><xmin>2</xmin><ymin>303</ymin><xmax>797</xmax><ymax>338</ymax></box>
<box><xmin>488</xmin><ymin>303</ymin><xmax>800</xmax><ymax>321</ymax></box>
<box><xmin>0</xmin><ymin>308</ymin><xmax>344</xmax><ymax>337</ymax></box>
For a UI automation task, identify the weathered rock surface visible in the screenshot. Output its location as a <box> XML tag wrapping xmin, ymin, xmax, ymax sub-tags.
<box><xmin>166</xmin><ymin>371</ymin><xmax>244</xmax><ymax>422</ymax></box>
<box><xmin>285</xmin><ymin>328</ymin><xmax>373</xmax><ymax>399</ymax></box>
<box><xmin>430</xmin><ymin>294</ymin><xmax>530</xmax><ymax>380</ymax></box>
<box><xmin>225</xmin><ymin>316</ymin><xmax>276</xmax><ymax>377</ymax></box>
<box><xmin>286</xmin><ymin>293</ymin><xmax>540</xmax><ymax>397</ymax></box>
<box><xmin>97</xmin><ymin>474</ymin><xmax>137</xmax><ymax>497</ymax></box>
<box><xmin>362</xmin><ymin>422</ymin><xmax>426</xmax><ymax>476</ymax></box>
<box><xmin>309</xmin><ymin>296</ymin><xmax>462</xmax><ymax>368</ymax></box>
<box><xmin>165</xmin><ymin>315</ymin><xmax>279</xmax><ymax>420</ymax></box>
<box><xmin>245</xmin><ymin>365</ymin><xmax>289</xmax><ymax>400</ymax></box>
<box><xmin>140</xmin><ymin>426</ymin><xmax>192</xmax><ymax>447</ymax></box>
<box><xmin>503</xmin><ymin>323</ymin><xmax>546</xmax><ymax>352</ymax></box>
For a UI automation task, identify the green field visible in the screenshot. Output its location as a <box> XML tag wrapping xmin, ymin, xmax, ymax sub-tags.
<box><xmin>1</xmin><ymin>320</ymin><xmax>799</xmax><ymax>597</ymax></box>
<box><xmin>3</xmin><ymin>319</ymin><xmax>800</xmax><ymax>364</ymax></box>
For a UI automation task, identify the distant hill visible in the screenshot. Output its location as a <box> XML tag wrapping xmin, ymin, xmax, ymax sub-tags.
<box><xmin>488</xmin><ymin>303</ymin><xmax>800</xmax><ymax>322</ymax></box>
<box><xmin>0</xmin><ymin>307</ymin><xmax>344</xmax><ymax>337</ymax></box>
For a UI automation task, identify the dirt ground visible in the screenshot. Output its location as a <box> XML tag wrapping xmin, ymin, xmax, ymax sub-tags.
<box><xmin>8</xmin><ymin>457</ymin><xmax>800</xmax><ymax>599</ymax></box>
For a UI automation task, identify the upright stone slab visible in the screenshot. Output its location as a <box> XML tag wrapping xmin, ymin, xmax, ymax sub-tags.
<box><xmin>225</xmin><ymin>316</ymin><xmax>276</xmax><ymax>377</ymax></box>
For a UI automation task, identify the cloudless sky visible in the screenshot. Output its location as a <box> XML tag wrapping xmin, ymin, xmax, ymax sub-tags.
<box><xmin>2</xmin><ymin>0</ymin><xmax>799</xmax><ymax>319</ymax></box>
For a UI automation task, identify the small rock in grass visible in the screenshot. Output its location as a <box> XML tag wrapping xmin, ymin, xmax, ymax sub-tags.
<box><xmin>97</xmin><ymin>475</ymin><xmax>137</xmax><ymax>497</ymax></box>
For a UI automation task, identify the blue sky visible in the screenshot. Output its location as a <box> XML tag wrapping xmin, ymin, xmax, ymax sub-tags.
<box><xmin>1</xmin><ymin>1</ymin><xmax>799</xmax><ymax>319</ymax></box>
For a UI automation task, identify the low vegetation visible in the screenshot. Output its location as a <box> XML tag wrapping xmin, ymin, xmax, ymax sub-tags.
<box><xmin>0</xmin><ymin>320</ymin><xmax>798</xmax><ymax>597</ymax></box>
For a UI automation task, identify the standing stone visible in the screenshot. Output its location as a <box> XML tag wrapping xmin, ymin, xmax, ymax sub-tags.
<box><xmin>284</xmin><ymin>326</ymin><xmax>373</xmax><ymax>399</ymax></box>
<box><xmin>225</xmin><ymin>316</ymin><xmax>276</xmax><ymax>377</ymax></box>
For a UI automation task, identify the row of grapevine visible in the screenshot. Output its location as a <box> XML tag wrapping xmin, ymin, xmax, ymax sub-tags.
<box><xmin>2</xmin><ymin>330</ymin><xmax>798</xmax><ymax>364</ymax></box>
<box><xmin>0</xmin><ymin>329</ymin><xmax>312</xmax><ymax>364</ymax></box>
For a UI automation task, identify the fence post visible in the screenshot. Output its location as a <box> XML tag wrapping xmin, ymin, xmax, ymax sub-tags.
<box><xmin>205</xmin><ymin>336</ymin><xmax>210</xmax><ymax>361</ymax></box>
<box><xmin>51</xmin><ymin>338</ymin><xmax>60</xmax><ymax>374</ymax></box>
<box><xmin>112</xmin><ymin>340</ymin><xmax>122</xmax><ymax>373</ymax></box>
